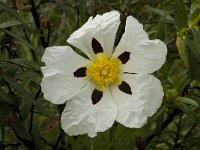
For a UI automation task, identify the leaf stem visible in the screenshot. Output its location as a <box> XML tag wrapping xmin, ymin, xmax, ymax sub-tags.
<box><xmin>29</xmin><ymin>0</ymin><xmax>47</xmax><ymax>48</ymax></box>
<box><xmin>28</xmin><ymin>86</ymin><xmax>41</xmax><ymax>132</ymax></box>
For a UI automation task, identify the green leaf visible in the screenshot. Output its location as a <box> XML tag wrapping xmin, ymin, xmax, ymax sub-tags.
<box><xmin>55</xmin><ymin>0</ymin><xmax>70</xmax><ymax>15</ymax></box>
<box><xmin>0</xmin><ymin>1</ymin><xmax>29</xmax><ymax>31</ymax></box>
<box><xmin>176</xmin><ymin>96</ymin><xmax>199</xmax><ymax>106</ymax></box>
<box><xmin>32</xmin><ymin>124</ymin><xmax>42</xmax><ymax>150</ymax></box>
<box><xmin>187</xmin><ymin>47</ymin><xmax>199</xmax><ymax>80</ymax></box>
<box><xmin>189</xmin><ymin>7</ymin><xmax>200</xmax><ymax>27</ymax></box>
<box><xmin>176</xmin><ymin>0</ymin><xmax>188</xmax><ymax>30</ymax></box>
<box><xmin>0</xmin><ymin>121</ymin><xmax>5</xmax><ymax>143</ymax></box>
<box><xmin>0</xmin><ymin>87</ymin><xmax>15</xmax><ymax>105</ymax></box>
<box><xmin>21</xmin><ymin>99</ymin><xmax>32</xmax><ymax>120</ymax></box>
<box><xmin>174</xmin><ymin>70</ymin><xmax>191</xmax><ymax>93</ymax></box>
<box><xmin>189</xmin><ymin>88</ymin><xmax>200</xmax><ymax>103</ymax></box>
<box><xmin>1</xmin><ymin>73</ymin><xmax>32</xmax><ymax>97</ymax></box>
<box><xmin>179</xmin><ymin>103</ymin><xmax>199</xmax><ymax>121</ymax></box>
<box><xmin>11</xmin><ymin>114</ymin><xmax>33</xmax><ymax>141</ymax></box>
<box><xmin>0</xmin><ymin>58</ymin><xmax>41</xmax><ymax>72</ymax></box>
<box><xmin>0</xmin><ymin>20</ymin><xmax>22</xmax><ymax>28</ymax></box>
<box><xmin>146</xmin><ymin>5</ymin><xmax>175</xmax><ymax>22</ymax></box>
<box><xmin>186</xmin><ymin>29</ymin><xmax>200</xmax><ymax>60</ymax></box>
<box><xmin>79</xmin><ymin>0</ymin><xmax>87</xmax><ymax>22</ymax></box>
<box><xmin>0</xmin><ymin>73</ymin><xmax>39</xmax><ymax>106</ymax></box>
<box><xmin>14</xmin><ymin>71</ymin><xmax>39</xmax><ymax>79</ymax></box>
<box><xmin>0</xmin><ymin>73</ymin><xmax>53</xmax><ymax>118</ymax></box>
<box><xmin>0</xmin><ymin>28</ymin><xmax>42</xmax><ymax>55</ymax></box>
<box><xmin>0</xmin><ymin>104</ymin><xmax>10</xmax><ymax>143</ymax></box>
<box><xmin>176</xmin><ymin>36</ymin><xmax>189</xmax><ymax>69</ymax></box>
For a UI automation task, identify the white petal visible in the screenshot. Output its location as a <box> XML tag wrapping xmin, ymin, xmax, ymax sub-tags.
<box><xmin>115</xmin><ymin>16</ymin><xmax>148</xmax><ymax>53</ymax></box>
<box><xmin>41</xmin><ymin>46</ymin><xmax>90</xmax><ymax>104</ymax></box>
<box><xmin>67</xmin><ymin>11</ymin><xmax>120</xmax><ymax>59</ymax></box>
<box><xmin>113</xmin><ymin>16</ymin><xmax>167</xmax><ymax>73</ymax></box>
<box><xmin>111</xmin><ymin>74</ymin><xmax>163</xmax><ymax>128</ymax></box>
<box><xmin>61</xmin><ymin>84</ymin><xmax>117</xmax><ymax>137</ymax></box>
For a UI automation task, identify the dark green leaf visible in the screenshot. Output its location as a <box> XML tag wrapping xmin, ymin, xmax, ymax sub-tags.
<box><xmin>186</xmin><ymin>29</ymin><xmax>200</xmax><ymax>60</ymax></box>
<box><xmin>189</xmin><ymin>7</ymin><xmax>200</xmax><ymax>26</ymax></box>
<box><xmin>0</xmin><ymin>1</ymin><xmax>29</xmax><ymax>31</ymax></box>
<box><xmin>0</xmin><ymin>20</ymin><xmax>21</xmax><ymax>28</ymax></box>
<box><xmin>174</xmin><ymin>70</ymin><xmax>191</xmax><ymax>93</ymax></box>
<box><xmin>146</xmin><ymin>5</ymin><xmax>175</xmax><ymax>22</ymax></box>
<box><xmin>0</xmin><ymin>58</ymin><xmax>41</xmax><ymax>72</ymax></box>
<box><xmin>12</xmin><ymin>115</ymin><xmax>33</xmax><ymax>140</ymax></box>
<box><xmin>0</xmin><ymin>28</ymin><xmax>42</xmax><ymax>55</ymax></box>
<box><xmin>187</xmin><ymin>47</ymin><xmax>199</xmax><ymax>80</ymax></box>
<box><xmin>179</xmin><ymin>103</ymin><xmax>198</xmax><ymax>121</ymax></box>
<box><xmin>0</xmin><ymin>87</ymin><xmax>15</xmax><ymax>105</ymax></box>
<box><xmin>176</xmin><ymin>0</ymin><xmax>188</xmax><ymax>30</ymax></box>
<box><xmin>79</xmin><ymin>0</ymin><xmax>87</xmax><ymax>22</ymax></box>
<box><xmin>0</xmin><ymin>73</ymin><xmax>54</xmax><ymax>118</ymax></box>
<box><xmin>0</xmin><ymin>104</ymin><xmax>13</xmax><ymax>143</ymax></box>
<box><xmin>176</xmin><ymin>96</ymin><xmax>199</xmax><ymax>106</ymax></box>
<box><xmin>176</xmin><ymin>36</ymin><xmax>189</xmax><ymax>69</ymax></box>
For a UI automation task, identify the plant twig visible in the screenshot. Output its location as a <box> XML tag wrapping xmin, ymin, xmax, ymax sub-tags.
<box><xmin>136</xmin><ymin>109</ymin><xmax>180</xmax><ymax>150</ymax></box>
<box><xmin>30</xmin><ymin>0</ymin><xmax>47</xmax><ymax>48</ymax></box>
<box><xmin>182</xmin><ymin>122</ymin><xmax>197</xmax><ymax>140</ymax></box>
<box><xmin>0</xmin><ymin>142</ymin><xmax>21</xmax><ymax>148</ymax></box>
<box><xmin>53</xmin><ymin>129</ymin><xmax>65</xmax><ymax>150</ymax></box>
<box><xmin>29</xmin><ymin>86</ymin><xmax>41</xmax><ymax>132</ymax></box>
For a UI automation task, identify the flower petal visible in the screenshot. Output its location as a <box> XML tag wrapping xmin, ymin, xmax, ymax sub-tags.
<box><xmin>111</xmin><ymin>73</ymin><xmax>163</xmax><ymax>128</ymax></box>
<box><xmin>67</xmin><ymin>11</ymin><xmax>120</xmax><ymax>59</ymax></box>
<box><xmin>113</xmin><ymin>16</ymin><xmax>167</xmax><ymax>73</ymax></box>
<box><xmin>115</xmin><ymin>16</ymin><xmax>148</xmax><ymax>53</ymax></box>
<box><xmin>41</xmin><ymin>46</ymin><xmax>90</xmax><ymax>104</ymax></box>
<box><xmin>61</xmin><ymin>84</ymin><xmax>117</xmax><ymax>137</ymax></box>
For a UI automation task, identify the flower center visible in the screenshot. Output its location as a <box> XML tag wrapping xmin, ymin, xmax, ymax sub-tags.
<box><xmin>86</xmin><ymin>53</ymin><xmax>121</xmax><ymax>90</ymax></box>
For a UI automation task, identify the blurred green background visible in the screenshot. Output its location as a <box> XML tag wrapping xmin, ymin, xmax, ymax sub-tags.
<box><xmin>1</xmin><ymin>0</ymin><xmax>200</xmax><ymax>149</ymax></box>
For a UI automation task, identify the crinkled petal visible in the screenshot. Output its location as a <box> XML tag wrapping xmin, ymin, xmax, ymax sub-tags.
<box><xmin>111</xmin><ymin>73</ymin><xmax>163</xmax><ymax>128</ymax></box>
<box><xmin>41</xmin><ymin>46</ymin><xmax>90</xmax><ymax>104</ymax></box>
<box><xmin>61</xmin><ymin>84</ymin><xmax>117</xmax><ymax>137</ymax></box>
<box><xmin>115</xmin><ymin>16</ymin><xmax>148</xmax><ymax>53</ymax></box>
<box><xmin>67</xmin><ymin>11</ymin><xmax>120</xmax><ymax>59</ymax></box>
<box><xmin>113</xmin><ymin>16</ymin><xmax>167</xmax><ymax>73</ymax></box>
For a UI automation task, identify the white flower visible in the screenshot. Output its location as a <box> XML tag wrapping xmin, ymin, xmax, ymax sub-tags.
<box><xmin>41</xmin><ymin>11</ymin><xmax>167</xmax><ymax>137</ymax></box>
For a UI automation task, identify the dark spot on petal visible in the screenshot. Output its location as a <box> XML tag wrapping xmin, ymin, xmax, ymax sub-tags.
<box><xmin>91</xmin><ymin>89</ymin><xmax>103</xmax><ymax>105</ymax></box>
<box><xmin>118</xmin><ymin>81</ymin><xmax>132</xmax><ymax>95</ymax></box>
<box><xmin>118</xmin><ymin>51</ymin><xmax>130</xmax><ymax>64</ymax></box>
<box><xmin>92</xmin><ymin>38</ymin><xmax>103</xmax><ymax>54</ymax></box>
<box><xmin>73</xmin><ymin>67</ymin><xmax>87</xmax><ymax>77</ymax></box>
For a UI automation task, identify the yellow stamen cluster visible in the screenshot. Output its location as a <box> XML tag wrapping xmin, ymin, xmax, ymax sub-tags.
<box><xmin>86</xmin><ymin>53</ymin><xmax>121</xmax><ymax>90</ymax></box>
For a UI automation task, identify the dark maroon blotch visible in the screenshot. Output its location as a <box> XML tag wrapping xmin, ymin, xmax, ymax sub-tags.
<box><xmin>118</xmin><ymin>81</ymin><xmax>132</xmax><ymax>95</ymax></box>
<box><xmin>91</xmin><ymin>89</ymin><xmax>103</xmax><ymax>105</ymax></box>
<box><xmin>92</xmin><ymin>38</ymin><xmax>103</xmax><ymax>54</ymax></box>
<box><xmin>118</xmin><ymin>51</ymin><xmax>130</xmax><ymax>64</ymax></box>
<box><xmin>73</xmin><ymin>67</ymin><xmax>87</xmax><ymax>77</ymax></box>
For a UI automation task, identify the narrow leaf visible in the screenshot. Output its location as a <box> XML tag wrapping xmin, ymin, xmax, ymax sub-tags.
<box><xmin>0</xmin><ymin>1</ymin><xmax>29</xmax><ymax>31</ymax></box>
<box><xmin>0</xmin><ymin>73</ymin><xmax>53</xmax><ymax>118</ymax></box>
<box><xmin>179</xmin><ymin>103</ymin><xmax>198</xmax><ymax>121</ymax></box>
<box><xmin>176</xmin><ymin>96</ymin><xmax>199</xmax><ymax>106</ymax></box>
<box><xmin>79</xmin><ymin>0</ymin><xmax>87</xmax><ymax>22</ymax></box>
<box><xmin>0</xmin><ymin>87</ymin><xmax>15</xmax><ymax>105</ymax></box>
<box><xmin>0</xmin><ymin>20</ymin><xmax>22</xmax><ymax>28</ymax></box>
<box><xmin>0</xmin><ymin>73</ymin><xmax>38</xmax><ymax>106</ymax></box>
<box><xmin>176</xmin><ymin>0</ymin><xmax>188</xmax><ymax>30</ymax></box>
<box><xmin>0</xmin><ymin>28</ymin><xmax>42</xmax><ymax>55</ymax></box>
<box><xmin>12</xmin><ymin>115</ymin><xmax>33</xmax><ymax>140</ymax></box>
<box><xmin>186</xmin><ymin>29</ymin><xmax>200</xmax><ymax>60</ymax></box>
<box><xmin>176</xmin><ymin>36</ymin><xmax>189</xmax><ymax>69</ymax></box>
<box><xmin>146</xmin><ymin>5</ymin><xmax>175</xmax><ymax>22</ymax></box>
